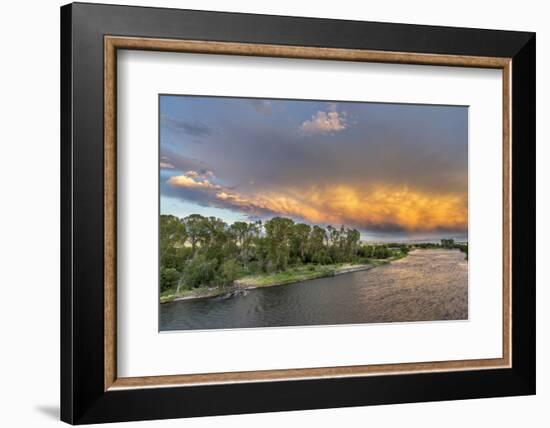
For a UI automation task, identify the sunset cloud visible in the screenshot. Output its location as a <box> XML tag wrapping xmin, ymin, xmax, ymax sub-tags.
<box><xmin>160</xmin><ymin>95</ymin><xmax>468</xmax><ymax>239</ymax></box>
<box><xmin>184</xmin><ymin>169</ymin><xmax>214</xmax><ymax>179</ymax></box>
<box><xmin>166</xmin><ymin>172</ymin><xmax>466</xmax><ymax>233</ymax></box>
<box><xmin>167</xmin><ymin>175</ymin><xmax>220</xmax><ymax>191</ymax></box>
<box><xmin>299</xmin><ymin>110</ymin><xmax>347</xmax><ymax>135</ymax></box>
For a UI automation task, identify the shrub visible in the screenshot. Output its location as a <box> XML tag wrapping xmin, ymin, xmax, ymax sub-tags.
<box><xmin>246</xmin><ymin>261</ymin><xmax>261</xmax><ymax>274</ymax></box>
<box><xmin>161</xmin><ymin>246</ymin><xmax>192</xmax><ymax>272</ymax></box>
<box><xmin>183</xmin><ymin>254</ymin><xmax>218</xmax><ymax>288</ymax></box>
<box><xmin>218</xmin><ymin>259</ymin><xmax>240</xmax><ymax>286</ymax></box>
<box><xmin>160</xmin><ymin>267</ymin><xmax>181</xmax><ymax>292</ymax></box>
<box><xmin>373</xmin><ymin>246</ymin><xmax>390</xmax><ymax>259</ymax></box>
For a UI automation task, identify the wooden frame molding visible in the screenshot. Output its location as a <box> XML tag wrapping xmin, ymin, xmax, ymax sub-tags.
<box><xmin>104</xmin><ymin>35</ymin><xmax>512</xmax><ymax>391</ymax></box>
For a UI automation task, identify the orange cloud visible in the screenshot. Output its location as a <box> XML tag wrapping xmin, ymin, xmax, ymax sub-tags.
<box><xmin>184</xmin><ymin>169</ymin><xmax>214</xmax><ymax>179</ymax></box>
<box><xmin>167</xmin><ymin>175</ymin><xmax>220</xmax><ymax>190</ymax></box>
<box><xmin>310</xmin><ymin>185</ymin><xmax>467</xmax><ymax>232</ymax></box>
<box><xmin>251</xmin><ymin>185</ymin><xmax>467</xmax><ymax>232</ymax></box>
<box><xmin>167</xmin><ymin>174</ymin><xmax>467</xmax><ymax>232</ymax></box>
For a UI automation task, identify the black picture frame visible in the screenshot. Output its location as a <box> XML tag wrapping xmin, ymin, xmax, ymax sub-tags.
<box><xmin>61</xmin><ymin>2</ymin><xmax>535</xmax><ymax>424</ymax></box>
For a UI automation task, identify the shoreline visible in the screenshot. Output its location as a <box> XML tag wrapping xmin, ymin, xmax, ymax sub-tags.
<box><xmin>160</xmin><ymin>257</ymin><xmax>399</xmax><ymax>304</ymax></box>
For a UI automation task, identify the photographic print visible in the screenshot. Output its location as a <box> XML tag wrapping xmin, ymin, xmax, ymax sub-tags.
<box><xmin>159</xmin><ymin>95</ymin><xmax>468</xmax><ymax>331</ymax></box>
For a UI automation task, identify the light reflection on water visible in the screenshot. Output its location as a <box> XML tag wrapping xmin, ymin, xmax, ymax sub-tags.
<box><xmin>160</xmin><ymin>249</ymin><xmax>468</xmax><ymax>331</ymax></box>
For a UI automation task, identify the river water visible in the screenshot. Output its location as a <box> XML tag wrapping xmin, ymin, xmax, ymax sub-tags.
<box><xmin>160</xmin><ymin>249</ymin><xmax>468</xmax><ymax>331</ymax></box>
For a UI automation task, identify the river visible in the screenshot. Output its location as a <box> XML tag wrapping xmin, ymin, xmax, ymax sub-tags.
<box><xmin>159</xmin><ymin>249</ymin><xmax>468</xmax><ymax>331</ymax></box>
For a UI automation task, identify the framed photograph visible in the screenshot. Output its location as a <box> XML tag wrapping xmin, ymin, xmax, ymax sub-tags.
<box><xmin>61</xmin><ymin>2</ymin><xmax>535</xmax><ymax>424</ymax></box>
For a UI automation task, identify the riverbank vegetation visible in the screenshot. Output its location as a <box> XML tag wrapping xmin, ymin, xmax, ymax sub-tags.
<box><xmin>409</xmin><ymin>239</ymin><xmax>468</xmax><ymax>259</ymax></box>
<box><xmin>160</xmin><ymin>214</ymin><xmax>410</xmax><ymax>302</ymax></box>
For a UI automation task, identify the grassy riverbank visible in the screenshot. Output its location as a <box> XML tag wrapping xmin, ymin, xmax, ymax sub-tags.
<box><xmin>160</xmin><ymin>256</ymin><xmax>403</xmax><ymax>304</ymax></box>
<box><xmin>236</xmin><ymin>262</ymin><xmax>369</xmax><ymax>288</ymax></box>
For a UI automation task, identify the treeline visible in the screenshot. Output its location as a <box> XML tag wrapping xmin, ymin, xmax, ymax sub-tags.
<box><xmin>160</xmin><ymin>214</ymin><xmax>406</xmax><ymax>293</ymax></box>
<box><xmin>454</xmin><ymin>243</ymin><xmax>468</xmax><ymax>259</ymax></box>
<box><xmin>440</xmin><ymin>238</ymin><xmax>468</xmax><ymax>259</ymax></box>
<box><xmin>412</xmin><ymin>239</ymin><xmax>468</xmax><ymax>259</ymax></box>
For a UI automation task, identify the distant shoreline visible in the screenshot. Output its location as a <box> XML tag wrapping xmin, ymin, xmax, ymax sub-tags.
<box><xmin>160</xmin><ymin>257</ymin><xmax>399</xmax><ymax>304</ymax></box>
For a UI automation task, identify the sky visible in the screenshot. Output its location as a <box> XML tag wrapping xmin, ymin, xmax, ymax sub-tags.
<box><xmin>160</xmin><ymin>95</ymin><xmax>468</xmax><ymax>242</ymax></box>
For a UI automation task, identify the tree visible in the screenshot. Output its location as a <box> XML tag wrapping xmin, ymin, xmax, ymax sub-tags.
<box><xmin>204</xmin><ymin>216</ymin><xmax>228</xmax><ymax>246</ymax></box>
<box><xmin>183</xmin><ymin>253</ymin><xmax>217</xmax><ymax>288</ymax></box>
<box><xmin>373</xmin><ymin>245</ymin><xmax>390</xmax><ymax>259</ymax></box>
<box><xmin>264</xmin><ymin>217</ymin><xmax>294</xmax><ymax>271</ymax></box>
<box><xmin>344</xmin><ymin>228</ymin><xmax>361</xmax><ymax>260</ymax></box>
<box><xmin>159</xmin><ymin>213</ymin><xmax>410</xmax><ymax>295</ymax></box>
<box><xmin>160</xmin><ymin>215</ymin><xmax>187</xmax><ymax>258</ymax></box>
<box><xmin>309</xmin><ymin>225</ymin><xmax>328</xmax><ymax>264</ymax></box>
<box><xmin>202</xmin><ymin>216</ymin><xmax>230</xmax><ymax>263</ymax></box>
<box><xmin>290</xmin><ymin>223</ymin><xmax>311</xmax><ymax>263</ymax></box>
<box><xmin>326</xmin><ymin>225</ymin><xmax>344</xmax><ymax>262</ymax></box>
<box><xmin>230</xmin><ymin>220</ymin><xmax>261</xmax><ymax>267</ymax></box>
<box><xmin>160</xmin><ymin>215</ymin><xmax>188</xmax><ymax>277</ymax></box>
<box><xmin>183</xmin><ymin>214</ymin><xmax>209</xmax><ymax>254</ymax></box>
<box><xmin>218</xmin><ymin>259</ymin><xmax>240</xmax><ymax>286</ymax></box>
<box><xmin>162</xmin><ymin>246</ymin><xmax>192</xmax><ymax>271</ymax></box>
<box><xmin>441</xmin><ymin>238</ymin><xmax>455</xmax><ymax>248</ymax></box>
<box><xmin>160</xmin><ymin>267</ymin><xmax>181</xmax><ymax>292</ymax></box>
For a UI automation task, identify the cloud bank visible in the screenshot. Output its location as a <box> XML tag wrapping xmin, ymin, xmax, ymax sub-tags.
<box><xmin>160</xmin><ymin>96</ymin><xmax>468</xmax><ymax>238</ymax></box>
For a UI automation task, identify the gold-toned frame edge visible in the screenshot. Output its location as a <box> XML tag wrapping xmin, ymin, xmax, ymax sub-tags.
<box><xmin>104</xmin><ymin>36</ymin><xmax>512</xmax><ymax>391</ymax></box>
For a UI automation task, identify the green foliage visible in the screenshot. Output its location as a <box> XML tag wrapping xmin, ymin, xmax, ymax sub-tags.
<box><xmin>441</xmin><ymin>238</ymin><xmax>455</xmax><ymax>248</ymax></box>
<box><xmin>159</xmin><ymin>213</ymin><xmax>413</xmax><ymax>295</ymax></box>
<box><xmin>229</xmin><ymin>220</ymin><xmax>261</xmax><ymax>266</ymax></box>
<box><xmin>412</xmin><ymin>239</ymin><xmax>467</xmax><ymax>259</ymax></box>
<box><xmin>183</xmin><ymin>254</ymin><xmax>218</xmax><ymax>289</ymax></box>
<box><xmin>160</xmin><ymin>267</ymin><xmax>181</xmax><ymax>292</ymax></box>
<box><xmin>455</xmin><ymin>243</ymin><xmax>468</xmax><ymax>259</ymax></box>
<box><xmin>218</xmin><ymin>259</ymin><xmax>241</xmax><ymax>286</ymax></box>
<box><xmin>373</xmin><ymin>246</ymin><xmax>391</xmax><ymax>259</ymax></box>
<box><xmin>290</xmin><ymin>223</ymin><xmax>311</xmax><ymax>263</ymax></box>
<box><xmin>309</xmin><ymin>225</ymin><xmax>329</xmax><ymax>264</ymax></box>
<box><xmin>264</xmin><ymin>217</ymin><xmax>295</xmax><ymax>271</ymax></box>
<box><xmin>161</xmin><ymin>246</ymin><xmax>192</xmax><ymax>271</ymax></box>
<box><xmin>413</xmin><ymin>242</ymin><xmax>441</xmax><ymax>249</ymax></box>
<box><xmin>183</xmin><ymin>214</ymin><xmax>210</xmax><ymax>254</ymax></box>
<box><xmin>160</xmin><ymin>215</ymin><xmax>187</xmax><ymax>266</ymax></box>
